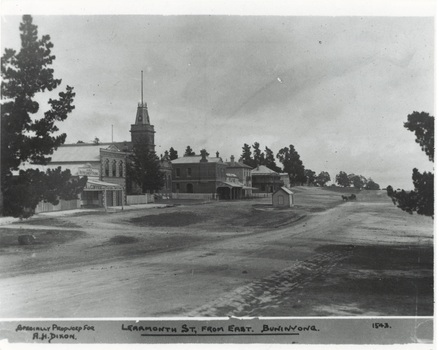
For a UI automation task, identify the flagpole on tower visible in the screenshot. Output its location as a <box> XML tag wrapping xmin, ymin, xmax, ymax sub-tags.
<box><xmin>141</xmin><ymin>70</ymin><xmax>143</xmax><ymax>105</ymax></box>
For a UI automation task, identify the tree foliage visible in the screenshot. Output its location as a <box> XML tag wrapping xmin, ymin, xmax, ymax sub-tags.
<box><xmin>365</xmin><ymin>178</ymin><xmax>380</xmax><ymax>190</ymax></box>
<box><xmin>264</xmin><ymin>147</ymin><xmax>281</xmax><ymax>172</ymax></box>
<box><xmin>127</xmin><ymin>143</ymin><xmax>164</xmax><ymax>194</ymax></box>
<box><xmin>184</xmin><ymin>146</ymin><xmax>195</xmax><ymax>156</ymax></box>
<box><xmin>387</xmin><ymin>111</ymin><xmax>434</xmax><ymax>217</ymax></box>
<box><xmin>404</xmin><ymin>111</ymin><xmax>434</xmax><ymax>162</ymax></box>
<box><xmin>305</xmin><ymin>169</ymin><xmax>316</xmax><ymax>186</ymax></box>
<box><xmin>276</xmin><ymin>145</ymin><xmax>306</xmax><ymax>185</ymax></box>
<box><xmin>240</xmin><ymin>143</ymin><xmax>253</xmax><ymax>167</ymax></box>
<box><xmin>169</xmin><ymin>147</ymin><xmax>178</xmax><ymax>160</ymax></box>
<box><xmin>1</xmin><ymin>15</ymin><xmax>86</xmax><ymax>217</ymax></box>
<box><xmin>315</xmin><ymin>171</ymin><xmax>331</xmax><ymax>187</ymax></box>
<box><xmin>252</xmin><ymin>142</ymin><xmax>264</xmax><ymax>167</ymax></box>
<box><xmin>335</xmin><ymin>171</ymin><xmax>350</xmax><ymax>187</ymax></box>
<box><xmin>350</xmin><ymin>174</ymin><xmax>366</xmax><ymax>189</ymax></box>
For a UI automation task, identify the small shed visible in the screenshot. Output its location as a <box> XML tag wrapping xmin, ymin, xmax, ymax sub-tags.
<box><xmin>272</xmin><ymin>186</ymin><xmax>294</xmax><ymax>208</ymax></box>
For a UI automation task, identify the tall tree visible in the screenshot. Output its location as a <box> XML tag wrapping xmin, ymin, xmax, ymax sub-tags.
<box><xmin>305</xmin><ymin>169</ymin><xmax>316</xmax><ymax>186</ymax></box>
<box><xmin>387</xmin><ymin>111</ymin><xmax>434</xmax><ymax>217</ymax></box>
<box><xmin>264</xmin><ymin>147</ymin><xmax>281</xmax><ymax>172</ymax></box>
<box><xmin>127</xmin><ymin>143</ymin><xmax>164</xmax><ymax>194</ymax></box>
<box><xmin>169</xmin><ymin>147</ymin><xmax>178</xmax><ymax>160</ymax></box>
<box><xmin>241</xmin><ymin>143</ymin><xmax>254</xmax><ymax>168</ymax></box>
<box><xmin>252</xmin><ymin>142</ymin><xmax>264</xmax><ymax>166</ymax></box>
<box><xmin>336</xmin><ymin>171</ymin><xmax>350</xmax><ymax>187</ymax></box>
<box><xmin>315</xmin><ymin>171</ymin><xmax>331</xmax><ymax>187</ymax></box>
<box><xmin>351</xmin><ymin>175</ymin><xmax>365</xmax><ymax>189</ymax></box>
<box><xmin>365</xmin><ymin>178</ymin><xmax>380</xmax><ymax>190</ymax></box>
<box><xmin>276</xmin><ymin>145</ymin><xmax>306</xmax><ymax>185</ymax></box>
<box><xmin>184</xmin><ymin>146</ymin><xmax>195</xmax><ymax>156</ymax></box>
<box><xmin>1</xmin><ymin>15</ymin><xmax>86</xmax><ymax>217</ymax></box>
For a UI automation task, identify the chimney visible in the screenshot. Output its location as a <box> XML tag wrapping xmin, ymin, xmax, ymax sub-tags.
<box><xmin>200</xmin><ymin>149</ymin><xmax>208</xmax><ymax>162</ymax></box>
<box><xmin>230</xmin><ymin>155</ymin><xmax>235</xmax><ymax>165</ymax></box>
<box><xmin>216</xmin><ymin>151</ymin><xmax>219</xmax><ymax>158</ymax></box>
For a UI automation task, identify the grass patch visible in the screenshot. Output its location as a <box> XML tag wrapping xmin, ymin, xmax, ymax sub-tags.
<box><xmin>130</xmin><ymin>211</ymin><xmax>206</xmax><ymax>227</ymax></box>
<box><xmin>13</xmin><ymin>217</ymin><xmax>81</xmax><ymax>228</ymax></box>
<box><xmin>315</xmin><ymin>244</ymin><xmax>433</xmax><ymax>270</ymax></box>
<box><xmin>0</xmin><ymin>228</ymin><xmax>87</xmax><ymax>249</ymax></box>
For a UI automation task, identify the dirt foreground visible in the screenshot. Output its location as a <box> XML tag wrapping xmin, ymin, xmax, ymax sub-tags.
<box><xmin>0</xmin><ymin>187</ymin><xmax>433</xmax><ymax>317</ymax></box>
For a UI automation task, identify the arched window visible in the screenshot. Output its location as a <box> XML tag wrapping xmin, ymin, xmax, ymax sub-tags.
<box><xmin>104</xmin><ymin>159</ymin><xmax>109</xmax><ymax>177</ymax></box>
<box><xmin>112</xmin><ymin>160</ymin><xmax>117</xmax><ymax>177</ymax></box>
<box><xmin>119</xmin><ymin>160</ymin><xmax>124</xmax><ymax>177</ymax></box>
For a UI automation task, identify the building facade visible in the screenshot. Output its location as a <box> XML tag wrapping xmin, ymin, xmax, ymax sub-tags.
<box><xmin>41</xmin><ymin>143</ymin><xmax>127</xmax><ymax>208</ymax></box>
<box><xmin>272</xmin><ymin>186</ymin><xmax>294</xmax><ymax>208</ymax></box>
<box><xmin>225</xmin><ymin>155</ymin><xmax>254</xmax><ymax>198</ymax></box>
<box><xmin>171</xmin><ymin>151</ymin><xmax>227</xmax><ymax>195</ymax></box>
<box><xmin>19</xmin><ymin>77</ymin><xmax>171</xmax><ymax>212</ymax></box>
<box><xmin>251</xmin><ymin>165</ymin><xmax>283</xmax><ymax>193</ymax></box>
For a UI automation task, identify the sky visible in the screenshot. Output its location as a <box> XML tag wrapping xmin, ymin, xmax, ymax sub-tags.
<box><xmin>1</xmin><ymin>7</ymin><xmax>435</xmax><ymax>190</ymax></box>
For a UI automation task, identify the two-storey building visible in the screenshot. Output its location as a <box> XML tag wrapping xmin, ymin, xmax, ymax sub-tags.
<box><xmin>171</xmin><ymin>150</ymin><xmax>227</xmax><ymax>195</ymax></box>
<box><xmin>225</xmin><ymin>155</ymin><xmax>254</xmax><ymax>198</ymax></box>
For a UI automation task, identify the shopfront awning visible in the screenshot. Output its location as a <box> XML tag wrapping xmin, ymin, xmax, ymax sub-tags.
<box><xmin>218</xmin><ymin>181</ymin><xmax>243</xmax><ymax>188</ymax></box>
<box><xmin>84</xmin><ymin>179</ymin><xmax>123</xmax><ymax>191</ymax></box>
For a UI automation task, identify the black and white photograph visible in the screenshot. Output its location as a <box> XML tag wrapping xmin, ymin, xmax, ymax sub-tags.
<box><xmin>0</xmin><ymin>0</ymin><xmax>435</xmax><ymax>347</ymax></box>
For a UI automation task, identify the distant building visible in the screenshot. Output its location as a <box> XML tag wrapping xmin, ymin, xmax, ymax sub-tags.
<box><xmin>159</xmin><ymin>151</ymin><xmax>173</xmax><ymax>193</ymax></box>
<box><xmin>272</xmin><ymin>186</ymin><xmax>294</xmax><ymax>208</ymax></box>
<box><xmin>171</xmin><ymin>150</ymin><xmax>227</xmax><ymax>196</ymax></box>
<box><xmin>15</xmin><ymin>75</ymin><xmax>171</xmax><ymax>212</ymax></box>
<box><xmin>251</xmin><ymin>165</ymin><xmax>283</xmax><ymax>193</ymax></box>
<box><xmin>52</xmin><ymin>143</ymin><xmax>126</xmax><ymax>207</ymax></box>
<box><xmin>225</xmin><ymin>155</ymin><xmax>254</xmax><ymax>198</ymax></box>
<box><xmin>19</xmin><ymin>142</ymin><xmax>127</xmax><ymax>209</ymax></box>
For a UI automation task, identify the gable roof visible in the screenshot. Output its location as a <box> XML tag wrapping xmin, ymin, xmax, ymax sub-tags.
<box><xmin>225</xmin><ymin>161</ymin><xmax>252</xmax><ymax>169</ymax></box>
<box><xmin>171</xmin><ymin>155</ymin><xmax>223</xmax><ymax>164</ymax></box>
<box><xmin>274</xmin><ymin>186</ymin><xmax>294</xmax><ymax>195</ymax></box>
<box><xmin>49</xmin><ymin>143</ymin><xmax>129</xmax><ymax>163</ymax></box>
<box><xmin>251</xmin><ymin>165</ymin><xmax>279</xmax><ymax>175</ymax></box>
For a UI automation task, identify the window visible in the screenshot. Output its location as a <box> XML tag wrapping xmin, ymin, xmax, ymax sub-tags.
<box><xmin>187</xmin><ymin>168</ymin><xmax>192</xmax><ymax>177</ymax></box>
<box><xmin>176</xmin><ymin>183</ymin><xmax>180</xmax><ymax>191</ymax></box>
<box><xmin>112</xmin><ymin>160</ymin><xmax>117</xmax><ymax>177</ymax></box>
<box><xmin>176</xmin><ymin>168</ymin><xmax>181</xmax><ymax>178</ymax></box>
<box><xmin>104</xmin><ymin>159</ymin><xmax>109</xmax><ymax>177</ymax></box>
<box><xmin>119</xmin><ymin>160</ymin><xmax>124</xmax><ymax>177</ymax></box>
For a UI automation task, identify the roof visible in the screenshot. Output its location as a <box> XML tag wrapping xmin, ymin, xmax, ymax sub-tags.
<box><xmin>274</xmin><ymin>186</ymin><xmax>294</xmax><ymax>195</ymax></box>
<box><xmin>225</xmin><ymin>161</ymin><xmax>252</xmax><ymax>169</ymax></box>
<box><xmin>171</xmin><ymin>155</ymin><xmax>223</xmax><ymax>164</ymax></box>
<box><xmin>49</xmin><ymin>143</ymin><xmax>129</xmax><ymax>163</ymax></box>
<box><xmin>218</xmin><ymin>181</ymin><xmax>243</xmax><ymax>188</ymax></box>
<box><xmin>85</xmin><ymin>179</ymin><xmax>123</xmax><ymax>190</ymax></box>
<box><xmin>251</xmin><ymin>165</ymin><xmax>279</xmax><ymax>175</ymax></box>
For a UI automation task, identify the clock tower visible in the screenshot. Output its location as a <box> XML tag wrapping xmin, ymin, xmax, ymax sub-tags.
<box><xmin>130</xmin><ymin>71</ymin><xmax>155</xmax><ymax>152</ymax></box>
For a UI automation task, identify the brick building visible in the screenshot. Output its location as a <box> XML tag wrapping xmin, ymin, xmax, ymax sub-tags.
<box><xmin>171</xmin><ymin>150</ymin><xmax>227</xmax><ymax>195</ymax></box>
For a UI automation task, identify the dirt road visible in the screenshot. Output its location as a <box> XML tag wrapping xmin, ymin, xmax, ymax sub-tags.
<box><xmin>0</xmin><ymin>188</ymin><xmax>433</xmax><ymax>317</ymax></box>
